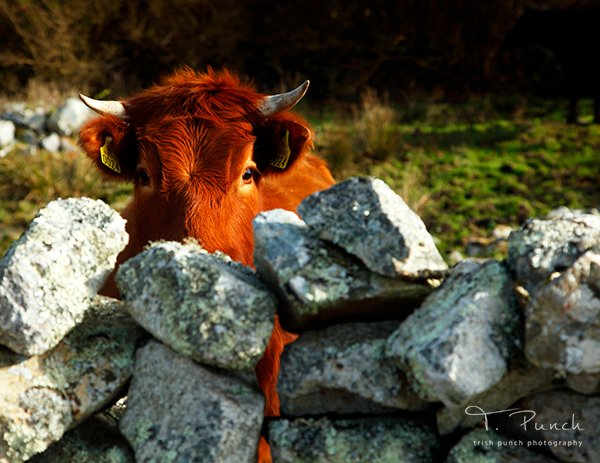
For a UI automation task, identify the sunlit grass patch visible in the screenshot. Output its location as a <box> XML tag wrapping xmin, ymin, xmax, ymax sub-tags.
<box><xmin>318</xmin><ymin>99</ymin><xmax>600</xmax><ymax>258</ymax></box>
<box><xmin>0</xmin><ymin>147</ymin><xmax>131</xmax><ymax>254</ymax></box>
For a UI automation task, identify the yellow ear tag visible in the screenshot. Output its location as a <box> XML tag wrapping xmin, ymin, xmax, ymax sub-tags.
<box><xmin>100</xmin><ymin>136</ymin><xmax>121</xmax><ymax>174</ymax></box>
<box><xmin>270</xmin><ymin>129</ymin><xmax>291</xmax><ymax>170</ymax></box>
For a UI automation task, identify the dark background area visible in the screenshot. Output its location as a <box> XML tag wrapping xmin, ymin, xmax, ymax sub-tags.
<box><xmin>1</xmin><ymin>0</ymin><xmax>599</xmax><ymax>102</ymax></box>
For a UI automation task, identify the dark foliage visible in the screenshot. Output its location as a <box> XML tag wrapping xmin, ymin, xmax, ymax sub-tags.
<box><xmin>0</xmin><ymin>0</ymin><xmax>597</xmax><ymax>100</ymax></box>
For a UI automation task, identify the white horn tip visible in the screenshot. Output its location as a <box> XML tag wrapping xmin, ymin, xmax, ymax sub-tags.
<box><xmin>79</xmin><ymin>93</ymin><xmax>128</xmax><ymax>120</ymax></box>
<box><xmin>258</xmin><ymin>80</ymin><xmax>311</xmax><ymax>117</ymax></box>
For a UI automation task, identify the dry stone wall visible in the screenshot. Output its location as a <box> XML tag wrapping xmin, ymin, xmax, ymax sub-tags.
<box><xmin>0</xmin><ymin>177</ymin><xmax>598</xmax><ymax>462</ymax></box>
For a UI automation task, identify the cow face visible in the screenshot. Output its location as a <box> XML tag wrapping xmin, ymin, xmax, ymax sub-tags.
<box><xmin>79</xmin><ymin>69</ymin><xmax>320</xmax><ymax>267</ymax></box>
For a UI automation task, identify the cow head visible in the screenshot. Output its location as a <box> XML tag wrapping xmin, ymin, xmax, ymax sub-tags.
<box><xmin>79</xmin><ymin>69</ymin><xmax>328</xmax><ymax>267</ymax></box>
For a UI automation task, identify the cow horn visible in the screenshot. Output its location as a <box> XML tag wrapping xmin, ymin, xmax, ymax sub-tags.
<box><xmin>258</xmin><ymin>80</ymin><xmax>310</xmax><ymax>116</ymax></box>
<box><xmin>79</xmin><ymin>94</ymin><xmax>128</xmax><ymax>120</ymax></box>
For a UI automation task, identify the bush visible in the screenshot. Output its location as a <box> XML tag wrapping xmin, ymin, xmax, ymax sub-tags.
<box><xmin>354</xmin><ymin>89</ymin><xmax>402</xmax><ymax>162</ymax></box>
<box><xmin>0</xmin><ymin>0</ymin><xmax>539</xmax><ymax>99</ymax></box>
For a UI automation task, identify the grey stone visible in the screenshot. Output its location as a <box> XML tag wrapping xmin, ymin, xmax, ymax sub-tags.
<box><xmin>446</xmin><ymin>428</ymin><xmax>559</xmax><ymax>463</ymax></box>
<box><xmin>437</xmin><ymin>360</ymin><xmax>558</xmax><ymax>434</ymax></box>
<box><xmin>47</xmin><ymin>97</ymin><xmax>93</xmax><ymax>136</ymax></box>
<box><xmin>25</xmin><ymin>112</ymin><xmax>47</xmax><ymax>133</ymax></box>
<box><xmin>508</xmin><ymin>213</ymin><xmax>600</xmax><ymax>293</ymax></box>
<box><xmin>0</xmin><ymin>198</ymin><xmax>128</xmax><ymax>355</ymax></box>
<box><xmin>0</xmin><ymin>297</ymin><xmax>142</xmax><ymax>462</ymax></box>
<box><xmin>116</xmin><ymin>241</ymin><xmax>275</xmax><ymax>372</ymax></box>
<box><xmin>1</xmin><ymin>106</ymin><xmax>46</xmax><ymax>132</ymax></box>
<box><xmin>525</xmin><ymin>251</ymin><xmax>600</xmax><ymax>375</ymax></box>
<box><xmin>0</xmin><ymin>120</ymin><xmax>15</xmax><ymax>148</ymax></box>
<box><xmin>297</xmin><ymin>177</ymin><xmax>448</xmax><ymax>278</ymax></box>
<box><xmin>120</xmin><ymin>341</ymin><xmax>264</xmax><ymax>463</ymax></box>
<box><xmin>269</xmin><ymin>416</ymin><xmax>441</xmax><ymax>463</ymax></box>
<box><xmin>547</xmin><ymin>206</ymin><xmax>600</xmax><ymax>220</ymax></box>
<box><xmin>386</xmin><ymin>260</ymin><xmax>520</xmax><ymax>407</ymax></box>
<box><xmin>500</xmin><ymin>390</ymin><xmax>600</xmax><ymax>463</ymax></box>
<box><xmin>566</xmin><ymin>372</ymin><xmax>600</xmax><ymax>395</ymax></box>
<box><xmin>16</xmin><ymin>128</ymin><xmax>39</xmax><ymax>146</ymax></box>
<box><xmin>254</xmin><ymin>209</ymin><xmax>436</xmax><ymax>331</ymax></box>
<box><xmin>278</xmin><ymin>321</ymin><xmax>426</xmax><ymax>415</ymax></box>
<box><xmin>29</xmin><ymin>412</ymin><xmax>134</xmax><ymax>463</ymax></box>
<box><xmin>41</xmin><ymin>133</ymin><xmax>61</xmax><ymax>153</ymax></box>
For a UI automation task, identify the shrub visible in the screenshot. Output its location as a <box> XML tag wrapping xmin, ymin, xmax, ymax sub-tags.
<box><xmin>354</xmin><ymin>88</ymin><xmax>403</xmax><ymax>162</ymax></box>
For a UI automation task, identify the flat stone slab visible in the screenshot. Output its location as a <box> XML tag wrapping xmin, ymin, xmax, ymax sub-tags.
<box><xmin>386</xmin><ymin>260</ymin><xmax>520</xmax><ymax>407</ymax></box>
<box><xmin>0</xmin><ymin>297</ymin><xmax>141</xmax><ymax>462</ymax></box>
<box><xmin>120</xmin><ymin>341</ymin><xmax>264</xmax><ymax>463</ymax></box>
<box><xmin>269</xmin><ymin>416</ymin><xmax>441</xmax><ymax>463</ymax></box>
<box><xmin>0</xmin><ymin>198</ymin><xmax>128</xmax><ymax>355</ymax></box>
<box><xmin>116</xmin><ymin>241</ymin><xmax>275</xmax><ymax>372</ymax></box>
<box><xmin>254</xmin><ymin>209</ymin><xmax>436</xmax><ymax>331</ymax></box>
<box><xmin>278</xmin><ymin>321</ymin><xmax>426</xmax><ymax>415</ymax></box>
<box><xmin>298</xmin><ymin>176</ymin><xmax>448</xmax><ymax>278</ymax></box>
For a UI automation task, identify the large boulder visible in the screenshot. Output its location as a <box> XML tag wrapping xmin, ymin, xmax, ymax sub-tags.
<box><xmin>116</xmin><ymin>241</ymin><xmax>275</xmax><ymax>372</ymax></box>
<box><xmin>120</xmin><ymin>341</ymin><xmax>264</xmax><ymax>463</ymax></box>
<box><xmin>0</xmin><ymin>198</ymin><xmax>128</xmax><ymax>355</ymax></box>
<box><xmin>0</xmin><ymin>297</ymin><xmax>141</xmax><ymax>462</ymax></box>
<box><xmin>297</xmin><ymin>176</ymin><xmax>448</xmax><ymax>278</ymax></box>
<box><xmin>386</xmin><ymin>260</ymin><xmax>520</xmax><ymax>407</ymax></box>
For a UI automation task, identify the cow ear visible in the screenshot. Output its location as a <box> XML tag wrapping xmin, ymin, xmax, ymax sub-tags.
<box><xmin>253</xmin><ymin>115</ymin><xmax>312</xmax><ymax>173</ymax></box>
<box><xmin>78</xmin><ymin>116</ymin><xmax>137</xmax><ymax>180</ymax></box>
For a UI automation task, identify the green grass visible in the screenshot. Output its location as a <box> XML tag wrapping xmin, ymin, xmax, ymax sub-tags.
<box><xmin>1</xmin><ymin>97</ymin><xmax>599</xmax><ymax>262</ymax></box>
<box><xmin>313</xmin><ymin>97</ymin><xmax>600</xmax><ymax>258</ymax></box>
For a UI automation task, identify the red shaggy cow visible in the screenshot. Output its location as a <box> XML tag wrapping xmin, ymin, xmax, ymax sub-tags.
<box><xmin>78</xmin><ymin>68</ymin><xmax>334</xmax><ymax>462</ymax></box>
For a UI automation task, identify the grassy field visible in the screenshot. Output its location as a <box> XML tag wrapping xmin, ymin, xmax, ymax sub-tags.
<box><xmin>312</xmin><ymin>95</ymin><xmax>600</xmax><ymax>258</ymax></box>
<box><xmin>1</xmin><ymin>96</ymin><xmax>599</xmax><ymax>260</ymax></box>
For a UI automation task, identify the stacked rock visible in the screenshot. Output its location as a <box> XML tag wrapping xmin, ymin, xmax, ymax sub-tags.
<box><xmin>0</xmin><ymin>198</ymin><xmax>140</xmax><ymax>462</ymax></box>
<box><xmin>255</xmin><ymin>177</ymin><xmax>448</xmax><ymax>462</ymax></box>
<box><xmin>115</xmin><ymin>241</ymin><xmax>277</xmax><ymax>463</ymax></box>
<box><xmin>0</xmin><ymin>177</ymin><xmax>599</xmax><ymax>463</ymax></box>
<box><xmin>257</xmin><ymin>178</ymin><xmax>600</xmax><ymax>463</ymax></box>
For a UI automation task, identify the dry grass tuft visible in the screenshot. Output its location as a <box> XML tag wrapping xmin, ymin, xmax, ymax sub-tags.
<box><xmin>354</xmin><ymin>88</ymin><xmax>403</xmax><ymax>162</ymax></box>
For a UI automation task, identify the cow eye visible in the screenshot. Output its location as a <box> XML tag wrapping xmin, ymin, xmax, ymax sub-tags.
<box><xmin>242</xmin><ymin>168</ymin><xmax>254</xmax><ymax>182</ymax></box>
<box><xmin>137</xmin><ymin>169</ymin><xmax>151</xmax><ymax>186</ymax></box>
